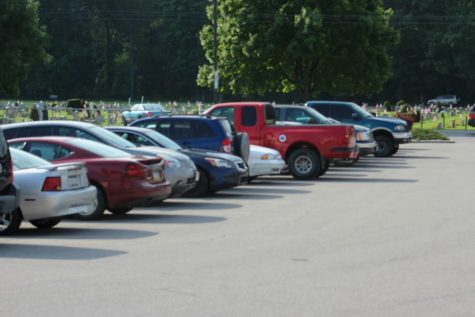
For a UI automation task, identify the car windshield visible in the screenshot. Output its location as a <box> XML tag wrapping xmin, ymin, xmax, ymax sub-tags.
<box><xmin>10</xmin><ymin>148</ymin><xmax>52</xmax><ymax>170</ymax></box>
<box><xmin>89</xmin><ymin>126</ymin><xmax>137</xmax><ymax>148</ymax></box>
<box><xmin>66</xmin><ymin>138</ymin><xmax>132</xmax><ymax>158</ymax></box>
<box><xmin>143</xmin><ymin>104</ymin><xmax>167</xmax><ymax>111</ymax></box>
<box><xmin>305</xmin><ymin>107</ymin><xmax>333</xmax><ymax>123</ymax></box>
<box><xmin>144</xmin><ymin>129</ymin><xmax>182</xmax><ymax>150</ymax></box>
<box><xmin>350</xmin><ymin>103</ymin><xmax>373</xmax><ymax>118</ymax></box>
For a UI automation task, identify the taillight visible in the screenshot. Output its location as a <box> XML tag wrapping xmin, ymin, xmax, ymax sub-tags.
<box><xmin>146</xmin><ymin>111</ymin><xmax>152</xmax><ymax>117</ymax></box>
<box><xmin>42</xmin><ymin>177</ymin><xmax>61</xmax><ymax>191</ymax></box>
<box><xmin>126</xmin><ymin>163</ymin><xmax>147</xmax><ymax>178</ymax></box>
<box><xmin>222</xmin><ymin>138</ymin><xmax>232</xmax><ymax>153</ymax></box>
<box><xmin>470</xmin><ymin>113</ymin><xmax>475</xmax><ymax>120</ymax></box>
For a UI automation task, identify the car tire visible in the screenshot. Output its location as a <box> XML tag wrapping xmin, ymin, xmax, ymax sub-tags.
<box><xmin>74</xmin><ymin>185</ymin><xmax>106</xmax><ymax>220</ymax></box>
<box><xmin>108</xmin><ymin>207</ymin><xmax>133</xmax><ymax>215</ymax></box>
<box><xmin>184</xmin><ymin>169</ymin><xmax>209</xmax><ymax>197</ymax></box>
<box><xmin>316</xmin><ymin>159</ymin><xmax>330</xmax><ymax>177</ymax></box>
<box><xmin>374</xmin><ymin>135</ymin><xmax>394</xmax><ymax>157</ymax></box>
<box><xmin>234</xmin><ymin>133</ymin><xmax>250</xmax><ymax>163</ymax></box>
<box><xmin>391</xmin><ymin>144</ymin><xmax>400</xmax><ymax>155</ymax></box>
<box><xmin>30</xmin><ymin>218</ymin><xmax>61</xmax><ymax>229</ymax></box>
<box><xmin>288</xmin><ymin>148</ymin><xmax>321</xmax><ymax>180</ymax></box>
<box><xmin>0</xmin><ymin>208</ymin><xmax>22</xmax><ymax>236</ymax></box>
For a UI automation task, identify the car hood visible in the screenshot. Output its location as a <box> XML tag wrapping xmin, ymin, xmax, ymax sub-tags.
<box><xmin>365</xmin><ymin>116</ymin><xmax>407</xmax><ymax>126</ymax></box>
<box><xmin>353</xmin><ymin>124</ymin><xmax>370</xmax><ymax>133</ymax></box>
<box><xmin>184</xmin><ymin>148</ymin><xmax>243</xmax><ymax>163</ymax></box>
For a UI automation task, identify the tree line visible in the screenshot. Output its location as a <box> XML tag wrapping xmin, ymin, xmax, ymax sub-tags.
<box><xmin>3</xmin><ymin>0</ymin><xmax>475</xmax><ymax>105</ymax></box>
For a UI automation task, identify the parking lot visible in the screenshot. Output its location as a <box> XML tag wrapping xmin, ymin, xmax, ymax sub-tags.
<box><xmin>1</xmin><ymin>134</ymin><xmax>475</xmax><ymax>317</ymax></box>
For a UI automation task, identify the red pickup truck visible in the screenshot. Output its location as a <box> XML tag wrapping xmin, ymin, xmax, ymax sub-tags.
<box><xmin>204</xmin><ymin>102</ymin><xmax>357</xmax><ymax>179</ymax></box>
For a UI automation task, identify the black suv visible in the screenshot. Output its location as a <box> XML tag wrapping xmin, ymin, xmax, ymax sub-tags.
<box><xmin>0</xmin><ymin>127</ymin><xmax>20</xmax><ymax>228</ymax></box>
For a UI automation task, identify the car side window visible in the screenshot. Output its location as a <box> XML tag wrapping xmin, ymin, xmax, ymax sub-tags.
<box><xmin>331</xmin><ymin>105</ymin><xmax>354</xmax><ymax>120</ymax></box>
<box><xmin>311</xmin><ymin>104</ymin><xmax>331</xmax><ymax>117</ymax></box>
<box><xmin>171</xmin><ymin>120</ymin><xmax>193</xmax><ymax>139</ymax></box>
<box><xmin>28</xmin><ymin>142</ymin><xmax>60</xmax><ymax>161</ymax></box>
<box><xmin>286</xmin><ymin>109</ymin><xmax>312</xmax><ymax>123</ymax></box>
<box><xmin>210</xmin><ymin>107</ymin><xmax>235</xmax><ymax>125</ymax></box>
<box><xmin>30</xmin><ymin>126</ymin><xmax>53</xmax><ymax>137</ymax></box>
<box><xmin>9</xmin><ymin>141</ymin><xmax>27</xmax><ymax>150</ymax></box>
<box><xmin>154</xmin><ymin>120</ymin><xmax>171</xmax><ymax>136</ymax></box>
<box><xmin>192</xmin><ymin>121</ymin><xmax>215</xmax><ymax>138</ymax></box>
<box><xmin>55</xmin><ymin>127</ymin><xmax>100</xmax><ymax>142</ymax></box>
<box><xmin>242</xmin><ymin>106</ymin><xmax>257</xmax><ymax>126</ymax></box>
<box><xmin>120</xmin><ymin>132</ymin><xmax>155</xmax><ymax>146</ymax></box>
<box><xmin>56</xmin><ymin>146</ymin><xmax>73</xmax><ymax>159</ymax></box>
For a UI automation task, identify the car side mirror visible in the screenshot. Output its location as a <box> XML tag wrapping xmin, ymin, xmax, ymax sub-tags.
<box><xmin>352</xmin><ymin>113</ymin><xmax>359</xmax><ymax>120</ymax></box>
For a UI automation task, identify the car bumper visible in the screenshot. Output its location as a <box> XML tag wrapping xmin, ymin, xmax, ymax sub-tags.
<box><xmin>394</xmin><ymin>132</ymin><xmax>412</xmax><ymax>144</ymax></box>
<box><xmin>329</xmin><ymin>146</ymin><xmax>359</xmax><ymax>160</ymax></box>
<box><xmin>357</xmin><ymin>141</ymin><xmax>376</xmax><ymax>156</ymax></box>
<box><xmin>20</xmin><ymin>186</ymin><xmax>97</xmax><ymax>221</ymax></box>
<box><xmin>209</xmin><ymin>168</ymin><xmax>243</xmax><ymax>191</ymax></box>
<box><xmin>164</xmin><ymin>165</ymin><xmax>198</xmax><ymax>197</ymax></box>
<box><xmin>0</xmin><ymin>184</ymin><xmax>20</xmax><ymax>215</ymax></box>
<box><xmin>109</xmin><ymin>180</ymin><xmax>172</xmax><ymax>208</ymax></box>
<box><xmin>248</xmin><ymin>159</ymin><xmax>285</xmax><ymax>177</ymax></box>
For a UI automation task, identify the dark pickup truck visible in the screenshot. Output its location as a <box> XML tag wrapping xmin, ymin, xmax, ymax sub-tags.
<box><xmin>204</xmin><ymin>102</ymin><xmax>357</xmax><ymax>179</ymax></box>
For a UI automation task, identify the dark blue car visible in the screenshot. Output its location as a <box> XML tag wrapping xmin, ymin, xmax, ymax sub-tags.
<box><xmin>106</xmin><ymin>126</ymin><xmax>247</xmax><ymax>197</ymax></box>
<box><xmin>129</xmin><ymin>115</ymin><xmax>250</xmax><ymax>163</ymax></box>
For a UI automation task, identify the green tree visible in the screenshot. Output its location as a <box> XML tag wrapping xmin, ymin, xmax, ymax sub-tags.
<box><xmin>0</xmin><ymin>0</ymin><xmax>48</xmax><ymax>96</ymax></box>
<box><xmin>198</xmin><ymin>0</ymin><xmax>398</xmax><ymax>101</ymax></box>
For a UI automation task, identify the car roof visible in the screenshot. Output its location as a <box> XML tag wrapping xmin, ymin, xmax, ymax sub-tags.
<box><xmin>274</xmin><ymin>104</ymin><xmax>306</xmax><ymax>108</ymax></box>
<box><xmin>137</xmin><ymin>115</ymin><xmax>222</xmax><ymax>121</ymax></box>
<box><xmin>213</xmin><ymin>102</ymin><xmax>271</xmax><ymax>107</ymax></box>
<box><xmin>306</xmin><ymin>101</ymin><xmax>356</xmax><ymax>106</ymax></box>
<box><xmin>8</xmin><ymin>136</ymin><xmax>76</xmax><ymax>143</ymax></box>
<box><xmin>106</xmin><ymin>126</ymin><xmax>151</xmax><ymax>134</ymax></box>
<box><xmin>1</xmin><ymin>120</ymin><xmax>97</xmax><ymax>130</ymax></box>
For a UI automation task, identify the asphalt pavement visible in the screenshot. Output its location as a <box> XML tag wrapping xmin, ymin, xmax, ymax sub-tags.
<box><xmin>1</xmin><ymin>136</ymin><xmax>475</xmax><ymax>317</ymax></box>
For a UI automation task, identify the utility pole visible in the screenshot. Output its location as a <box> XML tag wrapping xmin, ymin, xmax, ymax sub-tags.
<box><xmin>213</xmin><ymin>0</ymin><xmax>219</xmax><ymax>104</ymax></box>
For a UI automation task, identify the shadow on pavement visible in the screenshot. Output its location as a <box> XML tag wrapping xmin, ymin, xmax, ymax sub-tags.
<box><xmin>0</xmin><ymin>244</ymin><xmax>126</xmax><ymax>260</ymax></box>
<box><xmin>227</xmin><ymin>187</ymin><xmax>312</xmax><ymax>195</ymax></box>
<box><xmin>15</xmin><ymin>227</ymin><xmax>158</xmax><ymax>240</ymax></box>
<box><xmin>249</xmin><ymin>177</ymin><xmax>316</xmax><ymax>186</ymax></box>
<box><xmin>206</xmin><ymin>192</ymin><xmax>283</xmax><ymax>200</ymax></box>
<box><xmin>146</xmin><ymin>201</ymin><xmax>242</xmax><ymax>210</ymax></box>
<box><xmin>96</xmin><ymin>213</ymin><xmax>227</xmax><ymax>225</ymax></box>
<box><xmin>319</xmin><ymin>177</ymin><xmax>417</xmax><ymax>183</ymax></box>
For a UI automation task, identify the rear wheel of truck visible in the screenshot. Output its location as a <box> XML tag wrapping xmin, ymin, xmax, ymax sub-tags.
<box><xmin>374</xmin><ymin>135</ymin><xmax>394</xmax><ymax>157</ymax></box>
<box><xmin>288</xmin><ymin>148</ymin><xmax>321</xmax><ymax>180</ymax></box>
<box><xmin>316</xmin><ymin>159</ymin><xmax>330</xmax><ymax>177</ymax></box>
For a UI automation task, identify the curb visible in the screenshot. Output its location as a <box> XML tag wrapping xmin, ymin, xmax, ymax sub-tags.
<box><xmin>411</xmin><ymin>139</ymin><xmax>455</xmax><ymax>144</ymax></box>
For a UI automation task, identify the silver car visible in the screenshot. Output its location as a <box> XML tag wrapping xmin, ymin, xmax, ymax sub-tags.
<box><xmin>0</xmin><ymin>148</ymin><xmax>96</xmax><ymax>235</ymax></box>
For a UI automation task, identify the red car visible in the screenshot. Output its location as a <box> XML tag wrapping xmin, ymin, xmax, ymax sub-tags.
<box><xmin>9</xmin><ymin>137</ymin><xmax>171</xmax><ymax>220</ymax></box>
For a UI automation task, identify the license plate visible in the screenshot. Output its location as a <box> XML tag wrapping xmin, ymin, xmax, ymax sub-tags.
<box><xmin>152</xmin><ymin>169</ymin><xmax>161</xmax><ymax>181</ymax></box>
<box><xmin>68</xmin><ymin>175</ymin><xmax>80</xmax><ymax>187</ymax></box>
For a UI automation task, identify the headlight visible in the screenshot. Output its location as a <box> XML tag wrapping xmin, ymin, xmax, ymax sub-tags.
<box><xmin>394</xmin><ymin>125</ymin><xmax>407</xmax><ymax>132</ymax></box>
<box><xmin>261</xmin><ymin>153</ymin><xmax>281</xmax><ymax>160</ymax></box>
<box><xmin>356</xmin><ymin>132</ymin><xmax>370</xmax><ymax>141</ymax></box>
<box><xmin>205</xmin><ymin>158</ymin><xmax>233</xmax><ymax>168</ymax></box>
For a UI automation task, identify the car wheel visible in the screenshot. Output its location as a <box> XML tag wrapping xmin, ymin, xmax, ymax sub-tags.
<box><xmin>391</xmin><ymin>144</ymin><xmax>400</xmax><ymax>155</ymax></box>
<box><xmin>288</xmin><ymin>148</ymin><xmax>321</xmax><ymax>179</ymax></box>
<box><xmin>316</xmin><ymin>159</ymin><xmax>330</xmax><ymax>177</ymax></box>
<box><xmin>108</xmin><ymin>207</ymin><xmax>133</xmax><ymax>215</ymax></box>
<box><xmin>374</xmin><ymin>135</ymin><xmax>394</xmax><ymax>157</ymax></box>
<box><xmin>184</xmin><ymin>169</ymin><xmax>209</xmax><ymax>197</ymax></box>
<box><xmin>74</xmin><ymin>185</ymin><xmax>106</xmax><ymax>220</ymax></box>
<box><xmin>30</xmin><ymin>218</ymin><xmax>61</xmax><ymax>229</ymax></box>
<box><xmin>0</xmin><ymin>208</ymin><xmax>22</xmax><ymax>236</ymax></box>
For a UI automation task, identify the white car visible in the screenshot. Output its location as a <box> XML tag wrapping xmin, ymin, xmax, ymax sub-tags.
<box><xmin>0</xmin><ymin>148</ymin><xmax>96</xmax><ymax>235</ymax></box>
<box><xmin>248</xmin><ymin>145</ymin><xmax>285</xmax><ymax>178</ymax></box>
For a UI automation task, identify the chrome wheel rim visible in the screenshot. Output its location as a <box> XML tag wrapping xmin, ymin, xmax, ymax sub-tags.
<box><xmin>0</xmin><ymin>212</ymin><xmax>12</xmax><ymax>231</ymax></box>
<box><xmin>294</xmin><ymin>155</ymin><xmax>313</xmax><ymax>174</ymax></box>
